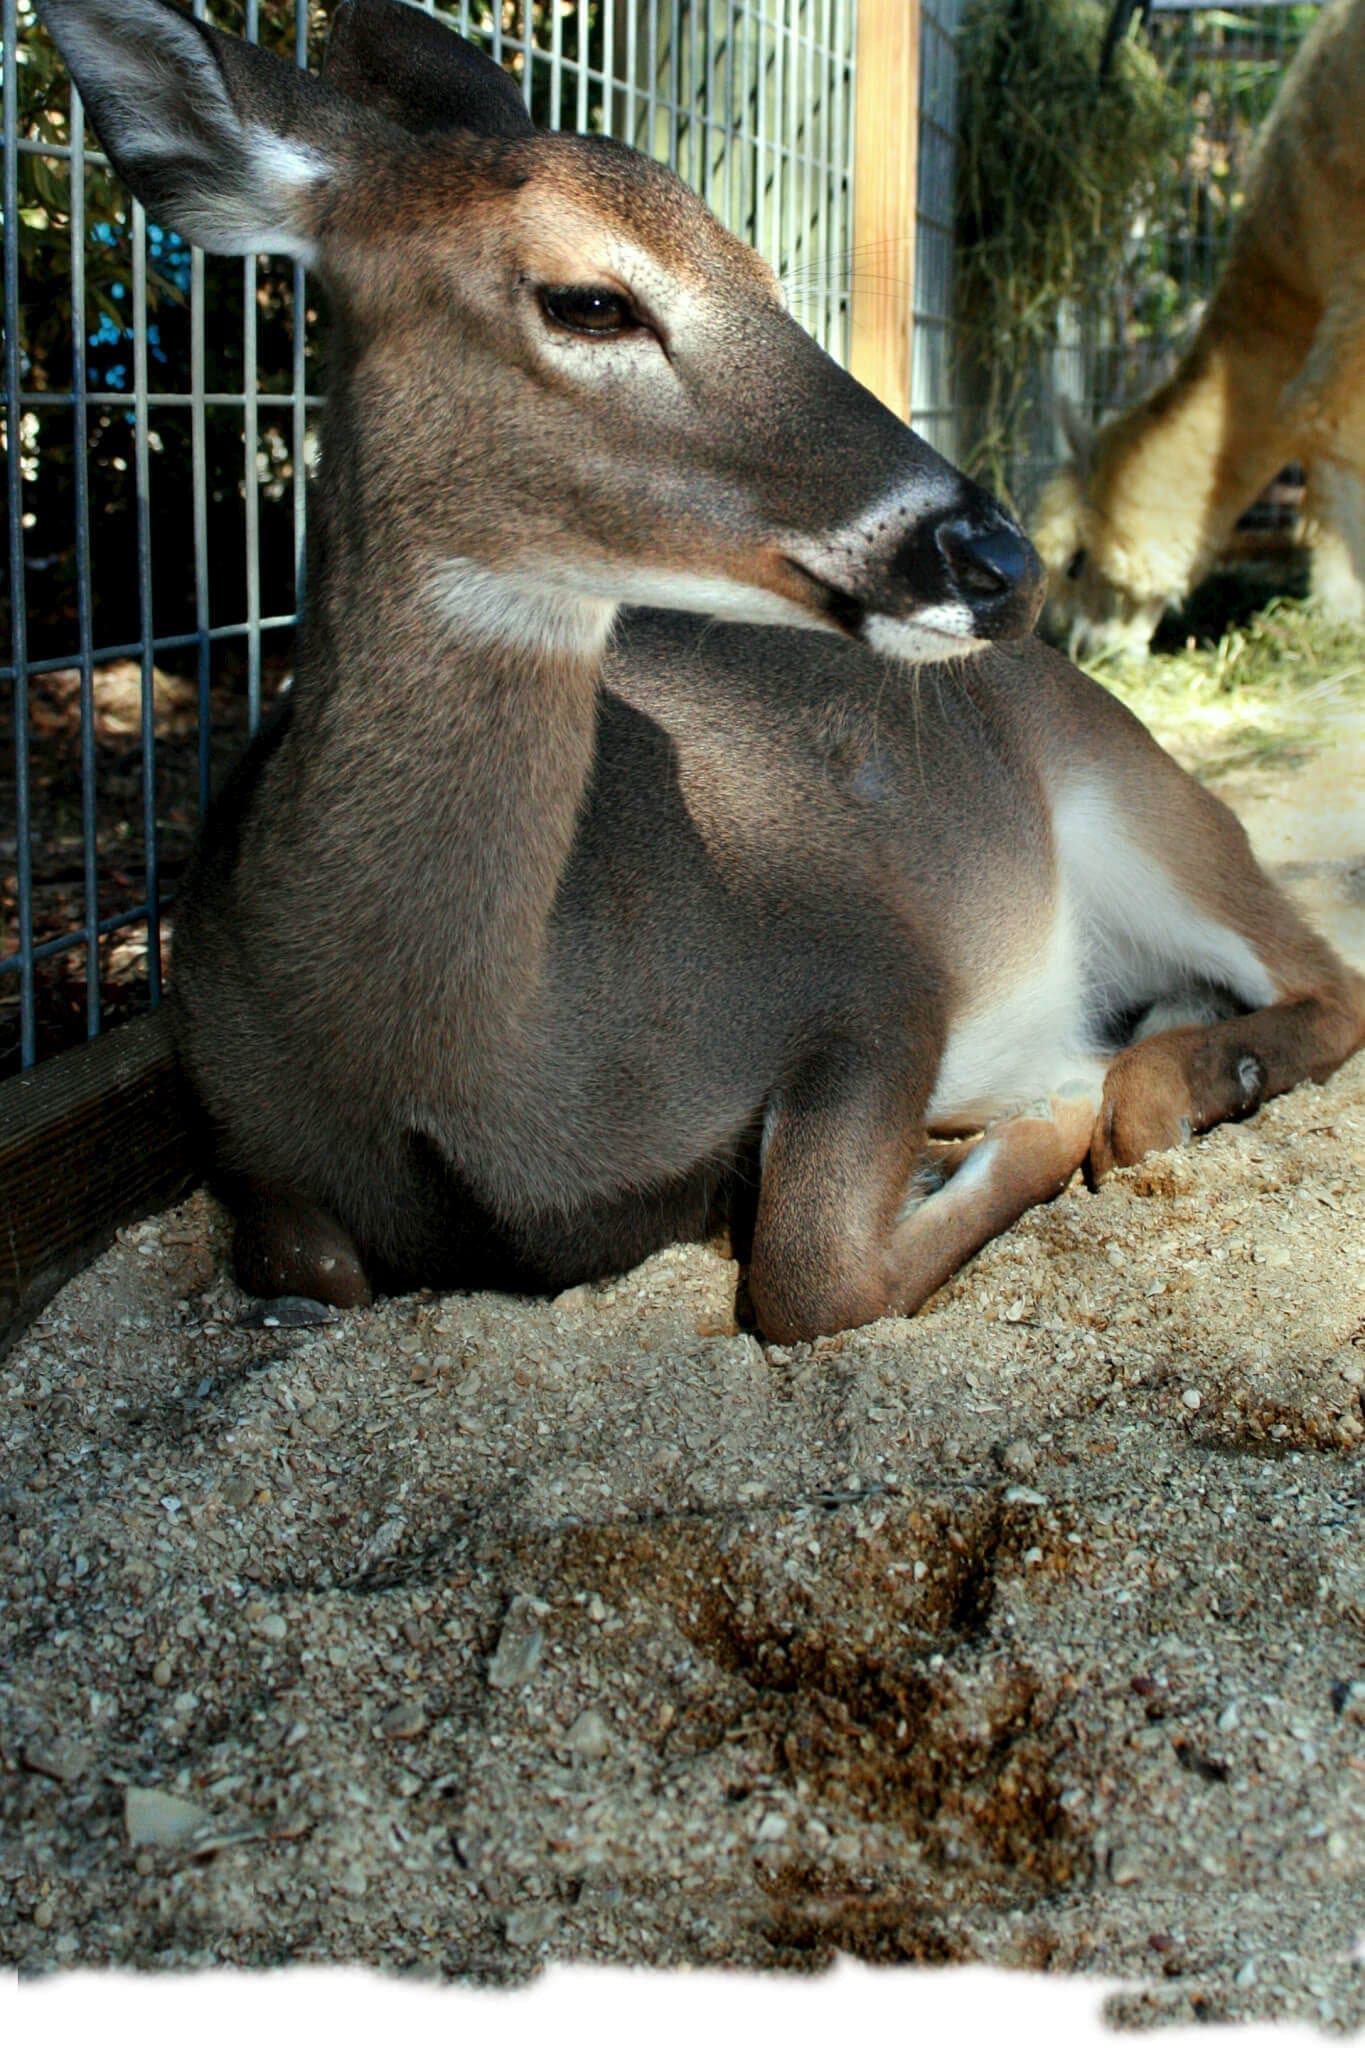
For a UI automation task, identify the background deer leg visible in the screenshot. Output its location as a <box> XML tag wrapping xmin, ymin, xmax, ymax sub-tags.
<box><xmin>1281</xmin><ymin>294</ymin><xmax>1365</xmax><ymax>620</ymax></box>
<box><xmin>886</xmin><ymin>1080</ymin><xmax>1102</xmax><ymax>1317</ymax></box>
<box><xmin>1091</xmin><ymin>981</ymin><xmax>1365</xmax><ymax>1179</ymax></box>
<box><xmin>1303</xmin><ymin>452</ymin><xmax>1365</xmax><ymax>623</ymax></box>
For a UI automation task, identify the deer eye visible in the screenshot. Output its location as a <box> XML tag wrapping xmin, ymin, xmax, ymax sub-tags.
<box><xmin>1066</xmin><ymin>548</ymin><xmax>1089</xmax><ymax>581</ymax></box>
<box><xmin>541</xmin><ymin>286</ymin><xmax>639</xmax><ymax>337</ymax></box>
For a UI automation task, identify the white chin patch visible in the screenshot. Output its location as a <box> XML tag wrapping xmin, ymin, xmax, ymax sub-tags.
<box><xmin>863</xmin><ymin>604</ymin><xmax>984</xmax><ymax>664</ymax></box>
<box><xmin>547</xmin><ymin>562</ymin><xmax>829</xmax><ymax>634</ymax></box>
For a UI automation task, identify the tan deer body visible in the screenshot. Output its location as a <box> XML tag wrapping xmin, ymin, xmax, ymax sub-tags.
<box><xmin>41</xmin><ymin>0</ymin><xmax>1365</xmax><ymax>1342</ymax></box>
<box><xmin>1035</xmin><ymin>0</ymin><xmax>1365</xmax><ymax>659</ymax></box>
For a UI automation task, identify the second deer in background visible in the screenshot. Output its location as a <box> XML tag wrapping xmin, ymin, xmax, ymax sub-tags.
<box><xmin>1035</xmin><ymin>0</ymin><xmax>1365</xmax><ymax>660</ymax></box>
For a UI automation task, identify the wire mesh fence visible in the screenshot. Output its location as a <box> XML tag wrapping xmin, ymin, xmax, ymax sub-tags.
<box><xmin>911</xmin><ymin>0</ymin><xmax>966</xmax><ymax>466</ymax></box>
<box><xmin>1</xmin><ymin>0</ymin><xmax>855</xmax><ymax>1077</ymax></box>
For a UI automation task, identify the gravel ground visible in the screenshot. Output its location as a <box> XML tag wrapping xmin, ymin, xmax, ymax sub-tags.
<box><xmin>4</xmin><ymin>702</ymin><xmax>1364</xmax><ymax>2026</ymax></box>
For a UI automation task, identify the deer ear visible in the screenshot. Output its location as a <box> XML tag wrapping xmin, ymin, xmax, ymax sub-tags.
<box><xmin>323</xmin><ymin>0</ymin><xmax>533</xmax><ymax>138</ymax></box>
<box><xmin>37</xmin><ymin>0</ymin><xmax>348</xmax><ymax>260</ymax></box>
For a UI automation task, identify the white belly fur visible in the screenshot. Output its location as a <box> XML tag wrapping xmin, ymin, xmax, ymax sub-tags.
<box><xmin>925</xmin><ymin>778</ymin><xmax>1278</xmax><ymax>1127</ymax></box>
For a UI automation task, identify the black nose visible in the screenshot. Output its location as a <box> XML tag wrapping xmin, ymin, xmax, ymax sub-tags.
<box><xmin>937</xmin><ymin>517</ymin><xmax>1044</xmax><ymax>637</ymax></box>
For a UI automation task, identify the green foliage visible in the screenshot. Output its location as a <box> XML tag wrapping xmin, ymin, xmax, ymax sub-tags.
<box><xmin>1133</xmin><ymin>2</ymin><xmax>1320</xmax><ymax>331</ymax></box>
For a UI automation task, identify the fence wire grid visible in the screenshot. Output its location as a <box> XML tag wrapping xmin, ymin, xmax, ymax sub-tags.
<box><xmin>1</xmin><ymin>0</ymin><xmax>856</xmax><ymax>1078</ymax></box>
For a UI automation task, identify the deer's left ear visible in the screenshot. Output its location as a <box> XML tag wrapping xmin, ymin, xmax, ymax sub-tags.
<box><xmin>38</xmin><ymin>0</ymin><xmax>363</xmax><ymax>261</ymax></box>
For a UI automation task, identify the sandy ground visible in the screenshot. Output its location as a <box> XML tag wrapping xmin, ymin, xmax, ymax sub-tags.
<box><xmin>3</xmin><ymin>694</ymin><xmax>1365</xmax><ymax>2025</ymax></box>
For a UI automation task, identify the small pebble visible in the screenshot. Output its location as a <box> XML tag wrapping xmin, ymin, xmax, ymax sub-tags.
<box><xmin>151</xmin><ymin>1659</ymin><xmax>173</xmax><ymax>1688</ymax></box>
<box><xmin>1181</xmin><ymin>1388</ymin><xmax>1202</xmax><ymax>1411</ymax></box>
<box><xmin>1109</xmin><ymin>1846</ymin><xmax>1142</xmax><ymax>1886</ymax></box>
<box><xmin>489</xmin><ymin>1602</ymin><xmax>545</xmax><ymax>1690</ymax></box>
<box><xmin>125</xmin><ymin>1786</ymin><xmax>210</xmax><ymax>1848</ymax></box>
<box><xmin>379</xmin><ymin>1701</ymin><xmax>427</xmax><ymax>1741</ymax></box>
<box><xmin>32</xmin><ymin>1900</ymin><xmax>54</xmax><ymax>1931</ymax></box>
<box><xmin>22</xmin><ymin>1736</ymin><xmax>92</xmax><ymax>1786</ymax></box>
<box><xmin>504</xmin><ymin>1903</ymin><xmax>559</xmax><ymax>1948</ymax></box>
<box><xmin>998</xmin><ymin>1437</ymin><xmax>1037</xmax><ymax>1479</ymax></box>
<box><xmin>565</xmin><ymin>1708</ymin><xmax>613</xmax><ymax>1760</ymax></box>
<box><xmin>256</xmin><ymin>1612</ymin><xmax>288</xmax><ymax>1643</ymax></box>
<box><xmin>755</xmin><ymin>1812</ymin><xmax>788</xmax><ymax>1843</ymax></box>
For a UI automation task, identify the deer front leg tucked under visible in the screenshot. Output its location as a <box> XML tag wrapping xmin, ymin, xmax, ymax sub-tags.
<box><xmin>746</xmin><ymin>1033</ymin><xmax>1104</xmax><ymax>1341</ymax></box>
<box><xmin>1091</xmin><ymin>977</ymin><xmax>1365</xmax><ymax>1180</ymax></box>
<box><xmin>886</xmin><ymin>1083</ymin><xmax>1102</xmax><ymax>1316</ymax></box>
<box><xmin>747</xmin><ymin>1037</ymin><xmax>927</xmax><ymax>1343</ymax></box>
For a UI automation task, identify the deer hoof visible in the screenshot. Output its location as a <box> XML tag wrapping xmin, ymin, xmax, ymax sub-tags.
<box><xmin>234</xmin><ymin>1191</ymin><xmax>372</xmax><ymax>1311</ymax></box>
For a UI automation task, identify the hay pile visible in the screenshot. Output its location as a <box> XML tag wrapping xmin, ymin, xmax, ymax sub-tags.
<box><xmin>1088</xmin><ymin>599</ymin><xmax>1365</xmax><ymax>781</ymax></box>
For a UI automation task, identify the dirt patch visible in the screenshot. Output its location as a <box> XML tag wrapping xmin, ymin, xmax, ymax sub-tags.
<box><xmin>3</xmin><ymin>678</ymin><xmax>1364</xmax><ymax>2023</ymax></box>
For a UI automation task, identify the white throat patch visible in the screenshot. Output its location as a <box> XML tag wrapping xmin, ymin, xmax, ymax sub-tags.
<box><xmin>428</xmin><ymin>557</ymin><xmax>618</xmax><ymax>663</ymax></box>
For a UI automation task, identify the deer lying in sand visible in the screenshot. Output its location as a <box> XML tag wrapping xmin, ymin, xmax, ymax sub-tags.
<box><xmin>1035</xmin><ymin>0</ymin><xmax>1365</xmax><ymax>660</ymax></box>
<box><xmin>41</xmin><ymin>0</ymin><xmax>1365</xmax><ymax>1342</ymax></box>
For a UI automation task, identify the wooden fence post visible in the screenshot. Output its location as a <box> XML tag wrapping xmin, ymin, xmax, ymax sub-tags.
<box><xmin>850</xmin><ymin>0</ymin><xmax>920</xmax><ymax>418</ymax></box>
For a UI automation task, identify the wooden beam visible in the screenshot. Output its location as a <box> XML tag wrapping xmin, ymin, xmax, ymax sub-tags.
<box><xmin>0</xmin><ymin>1013</ymin><xmax>197</xmax><ymax>1356</ymax></box>
<box><xmin>850</xmin><ymin>0</ymin><xmax>920</xmax><ymax>418</ymax></box>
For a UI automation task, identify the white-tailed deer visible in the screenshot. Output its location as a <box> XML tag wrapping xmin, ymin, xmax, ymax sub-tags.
<box><xmin>41</xmin><ymin>0</ymin><xmax>1365</xmax><ymax>1343</ymax></box>
<box><xmin>1034</xmin><ymin>0</ymin><xmax>1365</xmax><ymax>661</ymax></box>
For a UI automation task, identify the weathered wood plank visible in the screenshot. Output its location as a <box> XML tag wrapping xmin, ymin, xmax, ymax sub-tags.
<box><xmin>0</xmin><ymin>1013</ymin><xmax>197</xmax><ymax>1355</ymax></box>
<box><xmin>850</xmin><ymin>0</ymin><xmax>920</xmax><ymax>419</ymax></box>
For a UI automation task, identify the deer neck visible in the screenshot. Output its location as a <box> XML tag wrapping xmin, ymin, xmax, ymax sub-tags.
<box><xmin>287</xmin><ymin>410</ymin><xmax>616</xmax><ymax>1057</ymax></box>
<box><xmin>1101</xmin><ymin>325</ymin><xmax>1301</xmax><ymax>598</ymax></box>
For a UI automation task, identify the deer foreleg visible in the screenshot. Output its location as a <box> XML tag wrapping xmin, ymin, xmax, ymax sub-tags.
<box><xmin>1091</xmin><ymin>978</ymin><xmax>1365</xmax><ymax>1180</ymax></box>
<box><xmin>233</xmin><ymin>1183</ymin><xmax>374</xmax><ymax>1309</ymax></box>
<box><xmin>885</xmin><ymin>1083</ymin><xmax>1101</xmax><ymax>1316</ymax></box>
<box><xmin>749</xmin><ymin>1040</ymin><xmax>1105</xmax><ymax>1340</ymax></box>
<box><xmin>747</xmin><ymin>1037</ymin><xmax>927</xmax><ymax>1343</ymax></box>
